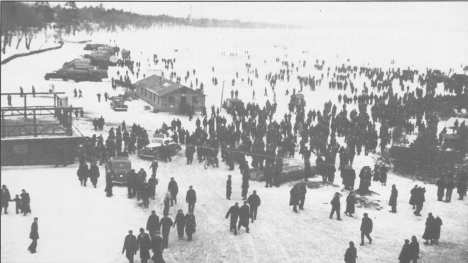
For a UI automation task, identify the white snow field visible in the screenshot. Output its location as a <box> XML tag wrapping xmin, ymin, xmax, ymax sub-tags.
<box><xmin>2</xmin><ymin>26</ymin><xmax>468</xmax><ymax>263</ymax></box>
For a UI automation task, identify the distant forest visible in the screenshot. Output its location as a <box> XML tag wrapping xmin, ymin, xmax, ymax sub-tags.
<box><xmin>1</xmin><ymin>1</ymin><xmax>299</xmax><ymax>54</ymax></box>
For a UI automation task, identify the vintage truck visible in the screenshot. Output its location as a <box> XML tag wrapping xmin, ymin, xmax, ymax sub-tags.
<box><xmin>138</xmin><ymin>134</ymin><xmax>181</xmax><ymax>159</ymax></box>
<box><xmin>44</xmin><ymin>69</ymin><xmax>104</xmax><ymax>82</ymax></box>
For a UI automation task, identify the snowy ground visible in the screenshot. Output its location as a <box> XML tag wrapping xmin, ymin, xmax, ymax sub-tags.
<box><xmin>2</xmin><ymin>26</ymin><xmax>468</xmax><ymax>262</ymax></box>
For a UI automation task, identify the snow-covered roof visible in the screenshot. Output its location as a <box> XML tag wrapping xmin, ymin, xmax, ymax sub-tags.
<box><xmin>135</xmin><ymin>74</ymin><xmax>205</xmax><ymax>97</ymax></box>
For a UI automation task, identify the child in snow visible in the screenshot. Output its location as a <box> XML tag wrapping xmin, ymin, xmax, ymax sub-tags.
<box><xmin>10</xmin><ymin>194</ymin><xmax>22</xmax><ymax>214</ymax></box>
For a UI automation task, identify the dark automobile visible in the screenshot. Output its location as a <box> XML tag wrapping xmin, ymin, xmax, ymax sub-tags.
<box><xmin>44</xmin><ymin>69</ymin><xmax>103</xmax><ymax>82</ymax></box>
<box><xmin>105</xmin><ymin>156</ymin><xmax>131</xmax><ymax>185</ymax></box>
<box><xmin>138</xmin><ymin>134</ymin><xmax>181</xmax><ymax>159</ymax></box>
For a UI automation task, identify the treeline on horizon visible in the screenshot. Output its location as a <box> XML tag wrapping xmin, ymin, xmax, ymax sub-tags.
<box><xmin>1</xmin><ymin>1</ymin><xmax>299</xmax><ymax>54</ymax></box>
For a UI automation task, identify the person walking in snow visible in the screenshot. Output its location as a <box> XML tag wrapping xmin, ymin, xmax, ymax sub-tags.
<box><xmin>1</xmin><ymin>185</ymin><xmax>11</xmax><ymax>214</ymax></box>
<box><xmin>185</xmin><ymin>212</ymin><xmax>196</xmax><ymax>241</ymax></box>
<box><xmin>409</xmin><ymin>236</ymin><xmax>420</xmax><ymax>263</ymax></box>
<box><xmin>344</xmin><ymin>192</ymin><xmax>356</xmax><ymax>217</ymax></box>
<box><xmin>146</xmin><ymin>210</ymin><xmax>160</xmax><ymax>237</ymax></box>
<box><xmin>159</xmin><ymin>213</ymin><xmax>173</xmax><ymax>249</ymax></box>
<box><xmin>79</xmin><ymin>89</ymin><xmax>83</xmax><ymax>98</ymax></box>
<box><xmin>344</xmin><ymin>241</ymin><xmax>357</xmax><ymax>263</ymax></box>
<box><xmin>186</xmin><ymin>186</ymin><xmax>196</xmax><ymax>214</ymax></box>
<box><xmin>122</xmin><ymin>230</ymin><xmax>137</xmax><ymax>263</ymax></box>
<box><xmin>360</xmin><ymin>213</ymin><xmax>373</xmax><ymax>245</ymax></box>
<box><xmin>105</xmin><ymin>172</ymin><xmax>113</xmax><ymax>197</ymax></box>
<box><xmin>330</xmin><ymin>192</ymin><xmax>342</xmax><ymax>220</ymax></box>
<box><xmin>168</xmin><ymin>177</ymin><xmax>178</xmax><ymax>206</ymax></box>
<box><xmin>238</xmin><ymin>201</ymin><xmax>250</xmax><ymax>233</ymax></box>
<box><xmin>137</xmin><ymin>228</ymin><xmax>151</xmax><ymax>263</ymax></box>
<box><xmin>28</xmin><ymin>217</ymin><xmax>39</xmax><ymax>253</ymax></box>
<box><xmin>247</xmin><ymin>190</ymin><xmax>261</xmax><ymax>222</ymax></box>
<box><xmin>226</xmin><ymin>175</ymin><xmax>232</xmax><ymax>200</ymax></box>
<box><xmin>97</xmin><ymin>93</ymin><xmax>101</xmax><ymax>103</ymax></box>
<box><xmin>389</xmin><ymin>184</ymin><xmax>398</xmax><ymax>213</ymax></box>
<box><xmin>225</xmin><ymin>202</ymin><xmax>240</xmax><ymax>235</ymax></box>
<box><xmin>89</xmin><ymin>161</ymin><xmax>100</xmax><ymax>188</ymax></box>
<box><xmin>173</xmin><ymin>209</ymin><xmax>186</xmax><ymax>240</ymax></box>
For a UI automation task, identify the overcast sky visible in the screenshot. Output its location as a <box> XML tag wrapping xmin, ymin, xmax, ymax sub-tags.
<box><xmin>72</xmin><ymin>2</ymin><xmax>468</xmax><ymax>31</ymax></box>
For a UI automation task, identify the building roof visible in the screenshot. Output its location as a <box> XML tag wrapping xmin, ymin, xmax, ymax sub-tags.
<box><xmin>135</xmin><ymin>75</ymin><xmax>205</xmax><ymax>97</ymax></box>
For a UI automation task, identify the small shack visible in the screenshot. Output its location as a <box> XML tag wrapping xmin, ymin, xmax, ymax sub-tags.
<box><xmin>134</xmin><ymin>75</ymin><xmax>205</xmax><ymax>113</ymax></box>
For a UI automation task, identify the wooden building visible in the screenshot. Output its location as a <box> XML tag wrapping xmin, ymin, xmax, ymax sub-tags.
<box><xmin>134</xmin><ymin>75</ymin><xmax>205</xmax><ymax>113</ymax></box>
<box><xmin>1</xmin><ymin>92</ymin><xmax>84</xmax><ymax>166</ymax></box>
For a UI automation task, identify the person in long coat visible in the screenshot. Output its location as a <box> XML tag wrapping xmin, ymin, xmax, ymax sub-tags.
<box><xmin>77</xmin><ymin>163</ymin><xmax>89</xmax><ymax>187</ymax></box>
<box><xmin>28</xmin><ymin>217</ymin><xmax>39</xmax><ymax>253</ymax></box>
<box><xmin>409</xmin><ymin>185</ymin><xmax>418</xmax><ymax>210</ymax></box>
<box><xmin>186</xmin><ymin>186</ymin><xmax>197</xmax><ymax>214</ymax></box>
<box><xmin>238</xmin><ymin>201</ymin><xmax>250</xmax><ymax>233</ymax></box>
<box><xmin>330</xmin><ymin>192</ymin><xmax>342</xmax><ymax>220</ymax></box>
<box><xmin>122</xmin><ymin>230</ymin><xmax>137</xmax><ymax>263</ymax></box>
<box><xmin>105</xmin><ymin>172</ymin><xmax>113</xmax><ymax>197</ymax></box>
<box><xmin>1</xmin><ymin>185</ymin><xmax>11</xmax><ymax>214</ymax></box>
<box><xmin>146</xmin><ymin>211</ymin><xmax>160</xmax><ymax>237</ymax></box>
<box><xmin>225</xmin><ymin>202</ymin><xmax>240</xmax><ymax>235</ymax></box>
<box><xmin>168</xmin><ymin>178</ymin><xmax>178</xmax><ymax>206</ymax></box>
<box><xmin>151</xmin><ymin>231</ymin><xmax>166</xmax><ymax>263</ymax></box>
<box><xmin>344</xmin><ymin>192</ymin><xmax>356</xmax><ymax>217</ymax></box>
<box><xmin>147</xmin><ymin>175</ymin><xmax>158</xmax><ymax>200</ymax></box>
<box><xmin>160</xmin><ymin>213</ymin><xmax>173</xmax><ymax>249</ymax></box>
<box><xmin>137</xmin><ymin>228</ymin><xmax>151</xmax><ymax>263</ymax></box>
<box><xmin>360</xmin><ymin>213</ymin><xmax>373</xmax><ymax>245</ymax></box>
<box><xmin>185</xmin><ymin>212</ymin><xmax>196</xmax><ymax>241</ymax></box>
<box><xmin>433</xmin><ymin>216</ymin><xmax>442</xmax><ymax>245</ymax></box>
<box><xmin>422</xmin><ymin>213</ymin><xmax>435</xmax><ymax>245</ymax></box>
<box><xmin>389</xmin><ymin>184</ymin><xmax>398</xmax><ymax>213</ymax></box>
<box><xmin>241</xmin><ymin>165</ymin><xmax>250</xmax><ymax>200</ymax></box>
<box><xmin>409</xmin><ymin>236</ymin><xmax>420</xmax><ymax>263</ymax></box>
<box><xmin>398</xmin><ymin>239</ymin><xmax>411</xmax><ymax>263</ymax></box>
<box><xmin>379</xmin><ymin>165</ymin><xmax>388</xmax><ymax>186</ymax></box>
<box><xmin>457</xmin><ymin>170</ymin><xmax>467</xmax><ymax>200</ymax></box>
<box><xmin>89</xmin><ymin>162</ymin><xmax>100</xmax><ymax>188</ymax></box>
<box><xmin>226</xmin><ymin>175</ymin><xmax>232</xmax><ymax>200</ymax></box>
<box><xmin>344</xmin><ymin>241</ymin><xmax>357</xmax><ymax>263</ymax></box>
<box><xmin>20</xmin><ymin>189</ymin><xmax>31</xmax><ymax>215</ymax></box>
<box><xmin>173</xmin><ymin>209</ymin><xmax>186</xmax><ymax>240</ymax></box>
<box><xmin>289</xmin><ymin>184</ymin><xmax>300</xmax><ymax>213</ymax></box>
<box><xmin>436</xmin><ymin>177</ymin><xmax>446</xmax><ymax>201</ymax></box>
<box><xmin>247</xmin><ymin>190</ymin><xmax>261</xmax><ymax>222</ymax></box>
<box><xmin>163</xmin><ymin>192</ymin><xmax>172</xmax><ymax>216</ymax></box>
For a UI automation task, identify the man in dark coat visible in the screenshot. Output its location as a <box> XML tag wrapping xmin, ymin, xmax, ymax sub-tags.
<box><xmin>414</xmin><ymin>187</ymin><xmax>425</xmax><ymax>216</ymax></box>
<box><xmin>173</xmin><ymin>209</ymin><xmax>186</xmax><ymax>240</ymax></box>
<box><xmin>409</xmin><ymin>236</ymin><xmax>420</xmax><ymax>263</ymax></box>
<box><xmin>20</xmin><ymin>189</ymin><xmax>31</xmax><ymax>216</ymax></box>
<box><xmin>389</xmin><ymin>184</ymin><xmax>398</xmax><ymax>213</ymax></box>
<box><xmin>422</xmin><ymin>213</ymin><xmax>435</xmax><ymax>245</ymax></box>
<box><xmin>149</xmin><ymin>159</ymin><xmax>158</xmax><ymax>177</ymax></box>
<box><xmin>1</xmin><ymin>185</ymin><xmax>11</xmax><ymax>214</ymax></box>
<box><xmin>344</xmin><ymin>241</ymin><xmax>357</xmax><ymax>263</ymax></box>
<box><xmin>330</xmin><ymin>192</ymin><xmax>342</xmax><ymax>220</ymax></box>
<box><xmin>360</xmin><ymin>213</ymin><xmax>373</xmax><ymax>245</ymax></box>
<box><xmin>137</xmin><ymin>228</ymin><xmax>151</xmax><ymax>263</ymax></box>
<box><xmin>147</xmin><ymin>175</ymin><xmax>158</xmax><ymax>200</ymax></box>
<box><xmin>127</xmin><ymin>169</ymin><xmax>137</xmax><ymax>198</ymax></box>
<box><xmin>122</xmin><ymin>230</ymin><xmax>137</xmax><ymax>263</ymax></box>
<box><xmin>89</xmin><ymin>162</ymin><xmax>100</xmax><ymax>188</ymax></box>
<box><xmin>433</xmin><ymin>216</ymin><xmax>442</xmax><ymax>245</ymax></box>
<box><xmin>146</xmin><ymin>211</ymin><xmax>160</xmax><ymax>237</ymax></box>
<box><xmin>445</xmin><ymin>178</ymin><xmax>455</xmax><ymax>202</ymax></box>
<box><xmin>28</xmin><ymin>217</ymin><xmax>39</xmax><ymax>253</ymax></box>
<box><xmin>344</xmin><ymin>192</ymin><xmax>356</xmax><ymax>217</ymax></box>
<box><xmin>290</xmin><ymin>184</ymin><xmax>300</xmax><ymax>213</ymax></box>
<box><xmin>457</xmin><ymin>170</ymin><xmax>467</xmax><ymax>200</ymax></box>
<box><xmin>186</xmin><ymin>186</ymin><xmax>197</xmax><ymax>213</ymax></box>
<box><xmin>247</xmin><ymin>190</ymin><xmax>261</xmax><ymax>222</ymax></box>
<box><xmin>297</xmin><ymin>181</ymin><xmax>307</xmax><ymax>210</ymax></box>
<box><xmin>398</xmin><ymin>239</ymin><xmax>411</xmax><ymax>263</ymax></box>
<box><xmin>436</xmin><ymin>177</ymin><xmax>446</xmax><ymax>201</ymax></box>
<box><xmin>238</xmin><ymin>201</ymin><xmax>250</xmax><ymax>233</ymax></box>
<box><xmin>151</xmin><ymin>231</ymin><xmax>165</xmax><ymax>263</ymax></box>
<box><xmin>264</xmin><ymin>162</ymin><xmax>274</xmax><ymax>188</ymax></box>
<box><xmin>241</xmin><ymin>165</ymin><xmax>250</xmax><ymax>200</ymax></box>
<box><xmin>226</xmin><ymin>175</ymin><xmax>232</xmax><ymax>200</ymax></box>
<box><xmin>168</xmin><ymin>178</ymin><xmax>178</xmax><ymax>206</ymax></box>
<box><xmin>77</xmin><ymin>163</ymin><xmax>89</xmax><ymax>187</ymax></box>
<box><xmin>105</xmin><ymin>172</ymin><xmax>113</xmax><ymax>197</ymax></box>
<box><xmin>159</xmin><ymin>213</ymin><xmax>173</xmax><ymax>249</ymax></box>
<box><xmin>185</xmin><ymin>212</ymin><xmax>196</xmax><ymax>241</ymax></box>
<box><xmin>225</xmin><ymin>202</ymin><xmax>240</xmax><ymax>235</ymax></box>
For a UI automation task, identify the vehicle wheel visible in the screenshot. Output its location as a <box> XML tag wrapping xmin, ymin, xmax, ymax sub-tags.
<box><xmin>204</xmin><ymin>161</ymin><xmax>209</xmax><ymax>169</ymax></box>
<box><xmin>45</xmin><ymin>77</ymin><xmax>50</xmax><ymax>80</ymax></box>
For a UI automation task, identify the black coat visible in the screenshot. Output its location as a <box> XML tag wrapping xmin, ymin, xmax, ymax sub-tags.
<box><xmin>239</xmin><ymin>204</ymin><xmax>250</xmax><ymax>224</ymax></box>
<box><xmin>1</xmin><ymin>188</ymin><xmax>11</xmax><ymax>207</ymax></box>
<box><xmin>186</xmin><ymin>189</ymin><xmax>197</xmax><ymax>203</ymax></box>
<box><xmin>89</xmin><ymin>165</ymin><xmax>100</xmax><ymax>181</ymax></box>
<box><xmin>185</xmin><ymin>214</ymin><xmax>196</xmax><ymax>234</ymax></box>
<box><xmin>345</xmin><ymin>195</ymin><xmax>356</xmax><ymax>214</ymax></box>
<box><xmin>247</xmin><ymin>194</ymin><xmax>261</xmax><ymax>207</ymax></box>
<box><xmin>225</xmin><ymin>205</ymin><xmax>239</xmax><ymax>223</ymax></box>
<box><xmin>344</xmin><ymin>246</ymin><xmax>357</xmax><ymax>263</ymax></box>
<box><xmin>30</xmin><ymin>221</ymin><xmax>39</xmax><ymax>240</ymax></box>
<box><xmin>331</xmin><ymin>196</ymin><xmax>340</xmax><ymax>210</ymax></box>
<box><xmin>360</xmin><ymin>217</ymin><xmax>373</xmax><ymax>234</ymax></box>
<box><xmin>408</xmin><ymin>241</ymin><xmax>419</xmax><ymax>260</ymax></box>
<box><xmin>122</xmin><ymin>234</ymin><xmax>137</xmax><ymax>257</ymax></box>
<box><xmin>160</xmin><ymin>216</ymin><xmax>174</xmax><ymax>236</ymax></box>
<box><xmin>147</xmin><ymin>214</ymin><xmax>160</xmax><ymax>232</ymax></box>
<box><xmin>398</xmin><ymin>243</ymin><xmax>411</xmax><ymax>262</ymax></box>
<box><xmin>137</xmin><ymin>233</ymin><xmax>151</xmax><ymax>260</ymax></box>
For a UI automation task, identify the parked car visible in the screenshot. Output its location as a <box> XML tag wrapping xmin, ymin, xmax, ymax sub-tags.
<box><xmin>105</xmin><ymin>156</ymin><xmax>131</xmax><ymax>185</ymax></box>
<box><xmin>138</xmin><ymin>134</ymin><xmax>181</xmax><ymax>159</ymax></box>
<box><xmin>110</xmin><ymin>96</ymin><xmax>128</xmax><ymax>111</ymax></box>
<box><xmin>44</xmin><ymin>69</ymin><xmax>103</xmax><ymax>82</ymax></box>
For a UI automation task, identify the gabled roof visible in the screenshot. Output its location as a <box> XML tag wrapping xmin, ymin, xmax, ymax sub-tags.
<box><xmin>135</xmin><ymin>75</ymin><xmax>205</xmax><ymax>97</ymax></box>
